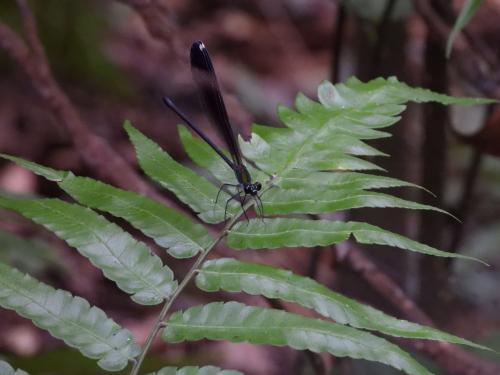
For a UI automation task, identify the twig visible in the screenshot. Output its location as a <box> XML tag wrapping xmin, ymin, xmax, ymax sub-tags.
<box><xmin>341</xmin><ymin>245</ymin><xmax>500</xmax><ymax>375</ymax></box>
<box><xmin>0</xmin><ymin>1</ymin><xmax>168</xmax><ymax>203</ymax></box>
<box><xmin>129</xmin><ymin>234</ymin><xmax>223</xmax><ymax>375</ymax></box>
<box><xmin>129</xmin><ymin>180</ymin><xmax>274</xmax><ymax>375</ymax></box>
<box><xmin>448</xmin><ymin>148</ymin><xmax>483</xmax><ymax>252</ymax></box>
<box><xmin>418</xmin><ymin>22</ymin><xmax>449</xmax><ymax>310</ymax></box>
<box><xmin>344</xmin><ymin>246</ymin><xmax>432</xmax><ymax>324</ymax></box>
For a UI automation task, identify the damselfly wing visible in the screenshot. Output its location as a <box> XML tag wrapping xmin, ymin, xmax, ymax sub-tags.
<box><xmin>163</xmin><ymin>41</ymin><xmax>262</xmax><ymax>221</ymax></box>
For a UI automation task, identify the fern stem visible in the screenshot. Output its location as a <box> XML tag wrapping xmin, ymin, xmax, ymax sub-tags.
<box><xmin>128</xmin><ymin>198</ymin><xmax>255</xmax><ymax>375</ymax></box>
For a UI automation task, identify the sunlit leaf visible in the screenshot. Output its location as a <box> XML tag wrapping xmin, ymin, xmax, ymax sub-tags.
<box><xmin>317</xmin><ymin>77</ymin><xmax>493</xmax><ymax>109</ymax></box>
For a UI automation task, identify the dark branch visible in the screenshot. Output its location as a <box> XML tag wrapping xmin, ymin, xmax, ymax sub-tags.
<box><xmin>0</xmin><ymin>1</ymin><xmax>170</xmax><ymax>205</ymax></box>
<box><xmin>341</xmin><ymin>245</ymin><xmax>500</xmax><ymax>375</ymax></box>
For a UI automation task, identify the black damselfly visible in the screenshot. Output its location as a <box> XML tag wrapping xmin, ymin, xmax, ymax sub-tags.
<box><xmin>163</xmin><ymin>41</ymin><xmax>263</xmax><ymax>221</ymax></box>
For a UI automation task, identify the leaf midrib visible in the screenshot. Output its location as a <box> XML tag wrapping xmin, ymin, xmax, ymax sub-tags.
<box><xmin>143</xmin><ymin>147</ymin><xmax>226</xmax><ymax>212</ymax></box>
<box><xmin>34</xmin><ymin>200</ymin><xmax>169</xmax><ymax>300</ymax></box>
<box><xmin>70</xmin><ymin>184</ymin><xmax>208</xmax><ymax>253</ymax></box>
<box><xmin>0</xmin><ymin>276</ymin><xmax>121</xmax><ymax>354</ymax></box>
<box><xmin>231</xmin><ymin>227</ymin><xmax>350</xmax><ymax>238</ymax></box>
<box><xmin>199</xmin><ymin>268</ymin><xmax>457</xmax><ymax>341</ymax></box>
<box><xmin>200</xmin><ymin>268</ymin><xmax>359</xmax><ymax>325</ymax></box>
<box><xmin>167</xmin><ymin>320</ymin><xmax>412</xmax><ymax>362</ymax></box>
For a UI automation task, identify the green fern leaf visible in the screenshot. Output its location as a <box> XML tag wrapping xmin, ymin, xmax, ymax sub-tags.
<box><xmin>178</xmin><ymin>126</ymin><xmax>267</xmax><ymax>185</ymax></box>
<box><xmin>0</xmin><ymin>361</ymin><xmax>29</xmax><ymax>375</ymax></box>
<box><xmin>277</xmin><ymin>170</ymin><xmax>430</xmax><ymax>192</ymax></box>
<box><xmin>245</xmin><ymin>78</ymin><xmax>492</xmax><ymax>180</ymax></box>
<box><xmin>0</xmin><ymin>263</ymin><xmax>140</xmax><ymax>371</ymax></box>
<box><xmin>58</xmin><ymin>175</ymin><xmax>213</xmax><ymax>259</ymax></box>
<box><xmin>261</xmin><ymin>189</ymin><xmax>450</xmax><ymax>216</ymax></box>
<box><xmin>147</xmin><ymin>366</ymin><xmax>243</xmax><ymax>375</ymax></box>
<box><xmin>125</xmin><ymin>122</ymin><xmax>237</xmax><ymax>224</ymax></box>
<box><xmin>0</xmin><ymin>154</ymin><xmax>68</xmax><ymax>182</ymax></box>
<box><xmin>0</xmin><ymin>195</ymin><xmax>177</xmax><ymax>305</ymax></box>
<box><xmin>0</xmin><ymin>155</ymin><xmax>212</xmax><ymax>259</ymax></box>
<box><xmin>446</xmin><ymin>0</ymin><xmax>484</xmax><ymax>57</ymax></box>
<box><xmin>196</xmin><ymin>258</ymin><xmax>489</xmax><ymax>351</ymax></box>
<box><xmin>227</xmin><ymin>218</ymin><xmax>482</xmax><ymax>263</ymax></box>
<box><xmin>162</xmin><ymin>301</ymin><xmax>431</xmax><ymax>375</ymax></box>
<box><xmin>317</xmin><ymin>77</ymin><xmax>493</xmax><ymax>109</ymax></box>
<box><xmin>279</xmin><ymin>102</ymin><xmax>399</xmax><ymax>136</ymax></box>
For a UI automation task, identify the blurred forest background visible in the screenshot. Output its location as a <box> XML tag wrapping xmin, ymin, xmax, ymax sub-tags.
<box><xmin>0</xmin><ymin>0</ymin><xmax>500</xmax><ymax>374</ymax></box>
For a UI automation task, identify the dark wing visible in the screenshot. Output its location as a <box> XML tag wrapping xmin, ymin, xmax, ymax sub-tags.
<box><xmin>190</xmin><ymin>41</ymin><xmax>244</xmax><ymax>167</ymax></box>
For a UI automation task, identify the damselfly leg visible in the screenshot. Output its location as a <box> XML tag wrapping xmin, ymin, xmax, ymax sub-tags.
<box><xmin>214</xmin><ymin>183</ymin><xmax>239</xmax><ymax>215</ymax></box>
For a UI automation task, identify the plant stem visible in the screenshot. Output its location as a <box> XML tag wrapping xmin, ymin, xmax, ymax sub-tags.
<box><xmin>128</xmin><ymin>194</ymin><xmax>261</xmax><ymax>375</ymax></box>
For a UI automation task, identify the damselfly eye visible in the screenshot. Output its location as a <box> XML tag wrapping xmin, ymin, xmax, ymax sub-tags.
<box><xmin>255</xmin><ymin>182</ymin><xmax>262</xmax><ymax>191</ymax></box>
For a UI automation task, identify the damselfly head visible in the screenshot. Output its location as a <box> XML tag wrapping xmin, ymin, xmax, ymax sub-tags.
<box><xmin>244</xmin><ymin>182</ymin><xmax>262</xmax><ymax>196</ymax></box>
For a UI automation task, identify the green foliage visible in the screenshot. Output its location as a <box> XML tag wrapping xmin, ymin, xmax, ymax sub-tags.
<box><xmin>227</xmin><ymin>218</ymin><xmax>482</xmax><ymax>262</ymax></box>
<box><xmin>0</xmin><ymin>195</ymin><xmax>177</xmax><ymax>305</ymax></box>
<box><xmin>147</xmin><ymin>367</ymin><xmax>243</xmax><ymax>375</ymax></box>
<box><xmin>0</xmin><ymin>360</ymin><xmax>29</xmax><ymax>375</ymax></box>
<box><xmin>0</xmin><ymin>77</ymin><xmax>493</xmax><ymax>374</ymax></box>
<box><xmin>0</xmin><ymin>154</ymin><xmax>67</xmax><ymax>182</ymax></box>
<box><xmin>58</xmin><ymin>175</ymin><xmax>213</xmax><ymax>259</ymax></box>
<box><xmin>446</xmin><ymin>0</ymin><xmax>484</xmax><ymax>57</ymax></box>
<box><xmin>163</xmin><ymin>301</ymin><xmax>431</xmax><ymax>375</ymax></box>
<box><xmin>125</xmin><ymin>122</ymin><xmax>238</xmax><ymax>224</ymax></box>
<box><xmin>0</xmin><ymin>155</ymin><xmax>212</xmax><ymax>259</ymax></box>
<box><xmin>196</xmin><ymin>258</ymin><xmax>489</xmax><ymax>350</ymax></box>
<box><xmin>0</xmin><ymin>263</ymin><xmax>140</xmax><ymax>371</ymax></box>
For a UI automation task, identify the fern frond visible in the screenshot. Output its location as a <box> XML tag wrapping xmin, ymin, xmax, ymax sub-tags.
<box><xmin>125</xmin><ymin>122</ymin><xmax>238</xmax><ymax>224</ymax></box>
<box><xmin>0</xmin><ymin>155</ymin><xmax>212</xmax><ymax>259</ymax></box>
<box><xmin>0</xmin><ymin>77</ymin><xmax>493</xmax><ymax>375</ymax></box>
<box><xmin>446</xmin><ymin>0</ymin><xmax>484</xmax><ymax>57</ymax></box>
<box><xmin>0</xmin><ymin>195</ymin><xmax>176</xmax><ymax>305</ymax></box>
<box><xmin>317</xmin><ymin>77</ymin><xmax>493</xmax><ymax>108</ymax></box>
<box><xmin>276</xmin><ymin>170</ymin><xmax>431</xmax><ymax>193</ymax></box>
<box><xmin>162</xmin><ymin>301</ymin><xmax>431</xmax><ymax>375</ymax></box>
<box><xmin>0</xmin><ymin>263</ymin><xmax>140</xmax><ymax>371</ymax></box>
<box><xmin>196</xmin><ymin>258</ymin><xmax>489</xmax><ymax>350</ymax></box>
<box><xmin>0</xmin><ymin>154</ymin><xmax>68</xmax><ymax>182</ymax></box>
<box><xmin>227</xmin><ymin>219</ymin><xmax>482</xmax><ymax>262</ymax></box>
<box><xmin>58</xmin><ymin>175</ymin><xmax>213</xmax><ymax>259</ymax></box>
<box><xmin>260</xmin><ymin>188</ymin><xmax>450</xmax><ymax>216</ymax></box>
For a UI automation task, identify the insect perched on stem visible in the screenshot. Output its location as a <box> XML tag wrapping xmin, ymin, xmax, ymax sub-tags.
<box><xmin>163</xmin><ymin>41</ymin><xmax>263</xmax><ymax>221</ymax></box>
